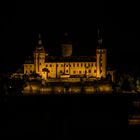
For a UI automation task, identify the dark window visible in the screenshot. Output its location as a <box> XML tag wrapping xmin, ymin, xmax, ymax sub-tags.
<box><xmin>77</xmin><ymin>63</ymin><xmax>79</xmax><ymax>67</ymax></box>
<box><xmin>88</xmin><ymin>63</ymin><xmax>90</xmax><ymax>67</ymax></box>
<box><xmin>30</xmin><ymin>70</ymin><xmax>32</xmax><ymax>73</ymax></box>
<box><xmin>89</xmin><ymin>70</ymin><xmax>91</xmax><ymax>73</ymax></box>
<box><xmin>56</xmin><ymin>64</ymin><xmax>58</xmax><ymax>67</ymax></box>
<box><xmin>26</xmin><ymin>70</ymin><xmax>27</xmax><ymax>73</ymax></box>
<box><xmin>81</xmin><ymin>63</ymin><xmax>83</xmax><ymax>67</ymax></box>
<box><xmin>40</xmin><ymin>63</ymin><xmax>41</xmax><ymax>65</ymax></box>
<box><xmin>50</xmin><ymin>64</ymin><xmax>52</xmax><ymax>67</ymax></box>
<box><xmin>73</xmin><ymin>64</ymin><xmax>75</xmax><ymax>67</ymax></box>
<box><xmin>84</xmin><ymin>64</ymin><xmax>86</xmax><ymax>67</ymax></box>
<box><xmin>61</xmin><ymin>64</ymin><xmax>63</xmax><ymax>67</ymax></box>
<box><xmin>79</xmin><ymin>71</ymin><xmax>81</xmax><ymax>74</ymax></box>
<box><xmin>60</xmin><ymin>70</ymin><xmax>62</xmax><ymax>73</ymax></box>
<box><xmin>73</xmin><ymin>71</ymin><xmax>76</xmax><ymax>74</ymax></box>
<box><xmin>66</xmin><ymin>70</ymin><xmax>68</xmax><ymax>73</ymax></box>
<box><xmin>69</xmin><ymin>64</ymin><xmax>71</xmax><ymax>67</ymax></box>
<box><xmin>66</xmin><ymin>65</ymin><xmax>68</xmax><ymax>67</ymax></box>
<box><xmin>94</xmin><ymin>70</ymin><xmax>96</xmax><ymax>73</ymax></box>
<box><xmin>46</xmin><ymin>64</ymin><xmax>48</xmax><ymax>67</ymax></box>
<box><xmin>91</xmin><ymin>63</ymin><xmax>93</xmax><ymax>67</ymax></box>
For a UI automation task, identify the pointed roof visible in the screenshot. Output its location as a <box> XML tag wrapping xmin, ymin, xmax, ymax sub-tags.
<box><xmin>38</xmin><ymin>33</ymin><xmax>43</xmax><ymax>45</ymax></box>
<box><xmin>97</xmin><ymin>25</ymin><xmax>103</xmax><ymax>48</ymax></box>
<box><xmin>60</xmin><ymin>31</ymin><xmax>72</xmax><ymax>44</ymax></box>
<box><xmin>34</xmin><ymin>33</ymin><xmax>45</xmax><ymax>53</ymax></box>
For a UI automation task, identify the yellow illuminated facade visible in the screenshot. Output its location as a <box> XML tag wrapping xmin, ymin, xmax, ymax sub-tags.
<box><xmin>23</xmin><ymin>33</ymin><xmax>110</xmax><ymax>81</ymax></box>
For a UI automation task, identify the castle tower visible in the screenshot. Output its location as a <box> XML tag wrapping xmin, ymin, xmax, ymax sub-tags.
<box><xmin>61</xmin><ymin>32</ymin><xmax>73</xmax><ymax>57</ymax></box>
<box><xmin>33</xmin><ymin>33</ymin><xmax>47</xmax><ymax>75</ymax></box>
<box><xmin>96</xmin><ymin>28</ymin><xmax>107</xmax><ymax>78</ymax></box>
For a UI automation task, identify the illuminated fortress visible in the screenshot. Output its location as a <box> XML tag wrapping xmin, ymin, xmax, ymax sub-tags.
<box><xmin>22</xmin><ymin>31</ymin><xmax>114</xmax><ymax>81</ymax></box>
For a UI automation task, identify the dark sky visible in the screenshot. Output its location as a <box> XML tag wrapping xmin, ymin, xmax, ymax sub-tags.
<box><xmin>1</xmin><ymin>1</ymin><xmax>140</xmax><ymax>73</ymax></box>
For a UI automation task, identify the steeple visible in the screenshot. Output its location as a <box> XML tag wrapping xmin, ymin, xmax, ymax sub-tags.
<box><xmin>38</xmin><ymin>33</ymin><xmax>42</xmax><ymax>45</ymax></box>
<box><xmin>97</xmin><ymin>26</ymin><xmax>103</xmax><ymax>48</ymax></box>
<box><xmin>61</xmin><ymin>31</ymin><xmax>72</xmax><ymax>44</ymax></box>
<box><xmin>61</xmin><ymin>32</ymin><xmax>73</xmax><ymax>56</ymax></box>
<box><xmin>34</xmin><ymin>33</ymin><xmax>45</xmax><ymax>53</ymax></box>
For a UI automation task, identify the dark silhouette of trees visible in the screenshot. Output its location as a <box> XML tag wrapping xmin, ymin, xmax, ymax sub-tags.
<box><xmin>121</xmin><ymin>76</ymin><xmax>131</xmax><ymax>91</ymax></box>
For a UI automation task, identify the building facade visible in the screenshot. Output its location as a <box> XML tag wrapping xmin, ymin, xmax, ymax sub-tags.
<box><xmin>23</xmin><ymin>32</ymin><xmax>108</xmax><ymax>80</ymax></box>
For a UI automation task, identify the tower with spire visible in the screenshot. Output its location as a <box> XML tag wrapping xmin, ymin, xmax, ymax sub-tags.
<box><xmin>96</xmin><ymin>27</ymin><xmax>107</xmax><ymax>78</ymax></box>
<box><xmin>61</xmin><ymin>32</ymin><xmax>73</xmax><ymax>57</ymax></box>
<box><xmin>33</xmin><ymin>33</ymin><xmax>47</xmax><ymax>74</ymax></box>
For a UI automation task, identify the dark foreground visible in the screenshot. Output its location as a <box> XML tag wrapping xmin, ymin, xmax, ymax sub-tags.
<box><xmin>0</xmin><ymin>93</ymin><xmax>140</xmax><ymax>136</ymax></box>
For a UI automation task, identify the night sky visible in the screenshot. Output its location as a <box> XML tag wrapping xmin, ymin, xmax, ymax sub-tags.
<box><xmin>1</xmin><ymin>1</ymin><xmax>140</xmax><ymax>74</ymax></box>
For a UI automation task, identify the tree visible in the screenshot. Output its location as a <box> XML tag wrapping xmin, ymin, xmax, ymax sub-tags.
<box><xmin>121</xmin><ymin>76</ymin><xmax>131</xmax><ymax>91</ymax></box>
<box><xmin>106</xmin><ymin>73</ymin><xmax>112</xmax><ymax>82</ymax></box>
<box><xmin>30</xmin><ymin>71</ymin><xmax>40</xmax><ymax>78</ymax></box>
